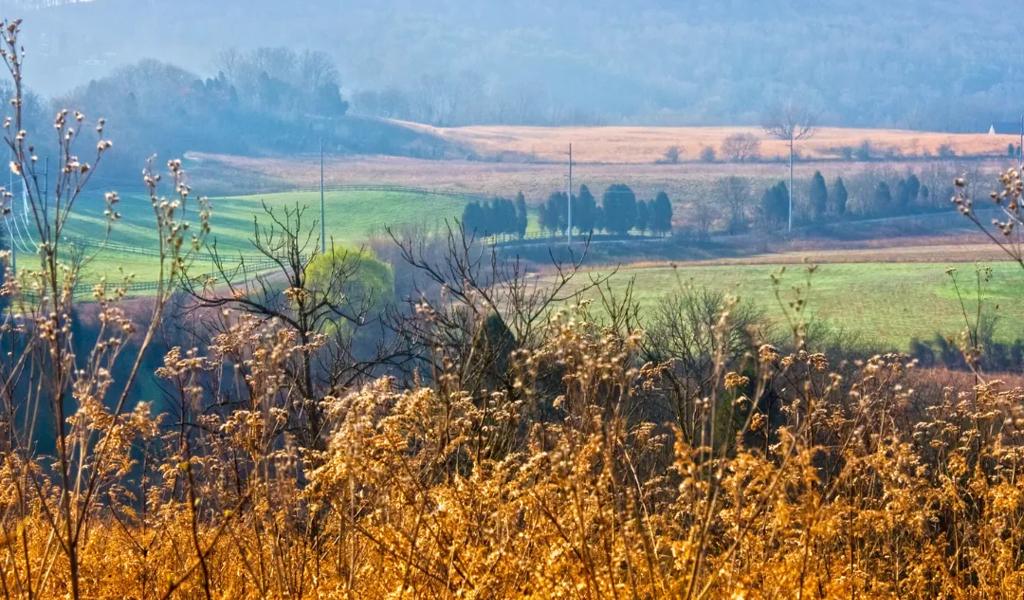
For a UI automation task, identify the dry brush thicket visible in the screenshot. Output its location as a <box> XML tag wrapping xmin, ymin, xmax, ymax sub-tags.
<box><xmin>2</xmin><ymin>19</ymin><xmax>1024</xmax><ymax>600</ymax></box>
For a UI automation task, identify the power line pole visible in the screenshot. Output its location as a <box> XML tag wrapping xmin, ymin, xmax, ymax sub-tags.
<box><xmin>567</xmin><ymin>143</ymin><xmax>573</xmax><ymax>246</ymax></box>
<box><xmin>7</xmin><ymin>148</ymin><xmax>13</xmax><ymax>274</ymax></box>
<box><xmin>788</xmin><ymin>135</ymin><xmax>794</xmax><ymax>233</ymax></box>
<box><xmin>320</xmin><ymin>140</ymin><xmax>326</xmax><ymax>254</ymax></box>
<box><xmin>3</xmin><ymin>217</ymin><xmax>13</xmax><ymax>274</ymax></box>
<box><xmin>1018</xmin><ymin>114</ymin><xmax>1022</xmax><ymax>172</ymax></box>
<box><xmin>43</xmin><ymin>157</ymin><xmax>48</xmax><ymax>224</ymax></box>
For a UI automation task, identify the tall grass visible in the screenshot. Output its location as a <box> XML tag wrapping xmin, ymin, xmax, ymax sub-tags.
<box><xmin>4</xmin><ymin>300</ymin><xmax>1024</xmax><ymax>597</ymax></box>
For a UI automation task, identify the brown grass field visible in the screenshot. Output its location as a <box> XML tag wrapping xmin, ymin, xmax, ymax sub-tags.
<box><xmin>192</xmin><ymin>151</ymin><xmax>1007</xmax><ymax>205</ymax></box>
<box><xmin>190</xmin><ymin>122</ymin><xmax>1013</xmax><ymax>208</ymax></box>
<box><xmin>398</xmin><ymin>121</ymin><xmax>1019</xmax><ymax>163</ymax></box>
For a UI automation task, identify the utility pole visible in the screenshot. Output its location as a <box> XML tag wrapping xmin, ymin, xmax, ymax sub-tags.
<box><xmin>320</xmin><ymin>140</ymin><xmax>326</xmax><ymax>254</ymax></box>
<box><xmin>788</xmin><ymin>135</ymin><xmax>794</xmax><ymax>233</ymax></box>
<box><xmin>3</xmin><ymin>217</ymin><xmax>13</xmax><ymax>274</ymax></box>
<box><xmin>7</xmin><ymin>148</ymin><xmax>13</xmax><ymax>274</ymax></box>
<box><xmin>764</xmin><ymin>104</ymin><xmax>814</xmax><ymax>234</ymax></box>
<box><xmin>43</xmin><ymin>157</ymin><xmax>48</xmax><ymax>223</ymax></box>
<box><xmin>567</xmin><ymin>143</ymin><xmax>573</xmax><ymax>246</ymax></box>
<box><xmin>1018</xmin><ymin>114</ymin><xmax>1022</xmax><ymax>172</ymax></box>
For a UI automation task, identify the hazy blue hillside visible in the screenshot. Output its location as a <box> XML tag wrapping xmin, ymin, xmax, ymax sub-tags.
<box><xmin>6</xmin><ymin>0</ymin><xmax>1021</xmax><ymax>130</ymax></box>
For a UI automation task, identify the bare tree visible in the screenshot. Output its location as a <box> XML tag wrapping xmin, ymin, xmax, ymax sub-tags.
<box><xmin>763</xmin><ymin>103</ymin><xmax>816</xmax><ymax>232</ymax></box>
<box><xmin>715</xmin><ymin>176</ymin><xmax>752</xmax><ymax>233</ymax></box>
<box><xmin>642</xmin><ymin>284</ymin><xmax>765</xmax><ymax>444</ymax></box>
<box><xmin>690</xmin><ymin>195</ymin><xmax>719</xmax><ymax>239</ymax></box>
<box><xmin>181</xmin><ymin>203</ymin><xmax>402</xmax><ymax>450</ymax></box>
<box><xmin>720</xmin><ymin>132</ymin><xmax>762</xmax><ymax>163</ymax></box>
<box><xmin>385</xmin><ymin>222</ymin><xmax>610</xmax><ymax>402</ymax></box>
<box><xmin>298</xmin><ymin>50</ymin><xmax>341</xmax><ymax>90</ymax></box>
<box><xmin>660</xmin><ymin>145</ymin><xmax>682</xmax><ymax>164</ymax></box>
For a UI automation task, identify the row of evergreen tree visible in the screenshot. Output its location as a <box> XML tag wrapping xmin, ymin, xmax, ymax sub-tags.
<box><xmin>870</xmin><ymin>174</ymin><xmax>931</xmax><ymax>215</ymax></box>
<box><xmin>461</xmin><ymin>193</ymin><xmax>529</xmax><ymax>238</ymax></box>
<box><xmin>538</xmin><ymin>184</ymin><xmax>673</xmax><ymax>236</ymax></box>
<box><xmin>462</xmin><ymin>184</ymin><xmax>675</xmax><ymax>239</ymax></box>
<box><xmin>759</xmin><ymin>174</ymin><xmax>847</xmax><ymax>228</ymax></box>
<box><xmin>759</xmin><ymin>170</ymin><xmax>934</xmax><ymax>229</ymax></box>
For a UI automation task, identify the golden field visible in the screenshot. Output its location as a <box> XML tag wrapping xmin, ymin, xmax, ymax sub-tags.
<box><xmin>191</xmin><ymin>122</ymin><xmax>1012</xmax><ymax>206</ymax></box>
<box><xmin>193</xmin><ymin>151</ymin><xmax>1006</xmax><ymax>204</ymax></box>
<box><xmin>398</xmin><ymin>121</ymin><xmax>1019</xmax><ymax>163</ymax></box>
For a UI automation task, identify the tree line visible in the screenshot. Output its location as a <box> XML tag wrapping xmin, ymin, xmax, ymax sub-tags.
<box><xmin>756</xmin><ymin>171</ymin><xmax>936</xmax><ymax>229</ymax></box>
<box><xmin>537</xmin><ymin>184</ymin><xmax>673</xmax><ymax>236</ymax></box>
<box><xmin>460</xmin><ymin>194</ymin><xmax>529</xmax><ymax>238</ymax></box>
<box><xmin>461</xmin><ymin>167</ymin><xmax>954</xmax><ymax>243</ymax></box>
<box><xmin>691</xmin><ymin>165</ymin><xmax>963</xmax><ymax>237</ymax></box>
<box><xmin>757</xmin><ymin>172</ymin><xmax>851</xmax><ymax>228</ymax></box>
<box><xmin>35</xmin><ymin>47</ymin><xmax>451</xmax><ymax>179</ymax></box>
<box><xmin>462</xmin><ymin>184</ymin><xmax>674</xmax><ymax>239</ymax></box>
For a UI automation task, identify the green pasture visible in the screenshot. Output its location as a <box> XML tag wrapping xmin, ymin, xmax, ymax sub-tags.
<box><xmin>51</xmin><ymin>188</ymin><xmax>467</xmax><ymax>283</ymax></box>
<box><xmin>572</xmin><ymin>261</ymin><xmax>1024</xmax><ymax>349</ymax></box>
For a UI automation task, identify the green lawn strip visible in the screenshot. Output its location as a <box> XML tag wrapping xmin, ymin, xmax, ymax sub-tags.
<box><xmin>59</xmin><ymin>188</ymin><xmax>466</xmax><ymax>286</ymax></box>
<box><xmin>573</xmin><ymin>261</ymin><xmax>1024</xmax><ymax>349</ymax></box>
<box><xmin>208</xmin><ymin>189</ymin><xmax>465</xmax><ymax>248</ymax></box>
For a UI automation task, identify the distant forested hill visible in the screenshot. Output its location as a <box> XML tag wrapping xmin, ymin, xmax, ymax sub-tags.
<box><xmin>6</xmin><ymin>0</ymin><xmax>1021</xmax><ymax>132</ymax></box>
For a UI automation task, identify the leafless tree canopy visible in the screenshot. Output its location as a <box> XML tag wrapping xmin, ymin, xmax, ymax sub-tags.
<box><xmin>720</xmin><ymin>133</ymin><xmax>761</xmax><ymax>162</ymax></box>
<box><xmin>179</xmin><ymin>202</ymin><xmax>408</xmax><ymax>450</ymax></box>
<box><xmin>383</xmin><ymin>222</ymin><xmax>611</xmax><ymax>396</ymax></box>
<box><xmin>690</xmin><ymin>196</ymin><xmax>719</xmax><ymax>238</ymax></box>
<box><xmin>715</xmin><ymin>176</ymin><xmax>752</xmax><ymax>233</ymax></box>
<box><xmin>642</xmin><ymin>284</ymin><xmax>765</xmax><ymax>444</ymax></box>
<box><xmin>762</xmin><ymin>102</ymin><xmax>816</xmax><ymax>142</ymax></box>
<box><xmin>661</xmin><ymin>145</ymin><xmax>682</xmax><ymax>164</ymax></box>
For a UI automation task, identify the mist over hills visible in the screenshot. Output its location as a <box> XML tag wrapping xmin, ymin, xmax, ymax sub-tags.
<box><xmin>2</xmin><ymin>0</ymin><xmax>1018</xmax><ymax>133</ymax></box>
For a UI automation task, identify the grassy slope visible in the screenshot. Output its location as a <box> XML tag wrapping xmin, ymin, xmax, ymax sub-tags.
<box><xmin>66</xmin><ymin>188</ymin><xmax>466</xmax><ymax>282</ymax></box>
<box><xmin>572</xmin><ymin>261</ymin><xmax>1024</xmax><ymax>349</ymax></box>
<box><xmin>208</xmin><ymin>189</ymin><xmax>466</xmax><ymax>248</ymax></box>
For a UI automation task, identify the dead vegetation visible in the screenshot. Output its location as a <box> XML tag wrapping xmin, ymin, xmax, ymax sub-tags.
<box><xmin>398</xmin><ymin>121</ymin><xmax>1018</xmax><ymax>164</ymax></box>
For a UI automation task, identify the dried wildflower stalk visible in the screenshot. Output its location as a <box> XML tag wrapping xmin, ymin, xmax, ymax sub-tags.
<box><xmin>0</xmin><ymin>18</ymin><xmax>208</xmax><ymax>599</ymax></box>
<box><xmin>953</xmin><ymin>167</ymin><xmax>1024</xmax><ymax>267</ymax></box>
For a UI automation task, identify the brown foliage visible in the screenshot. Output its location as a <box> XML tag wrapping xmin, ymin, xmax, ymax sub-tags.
<box><xmin>5</xmin><ymin>300</ymin><xmax>1024</xmax><ymax>597</ymax></box>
